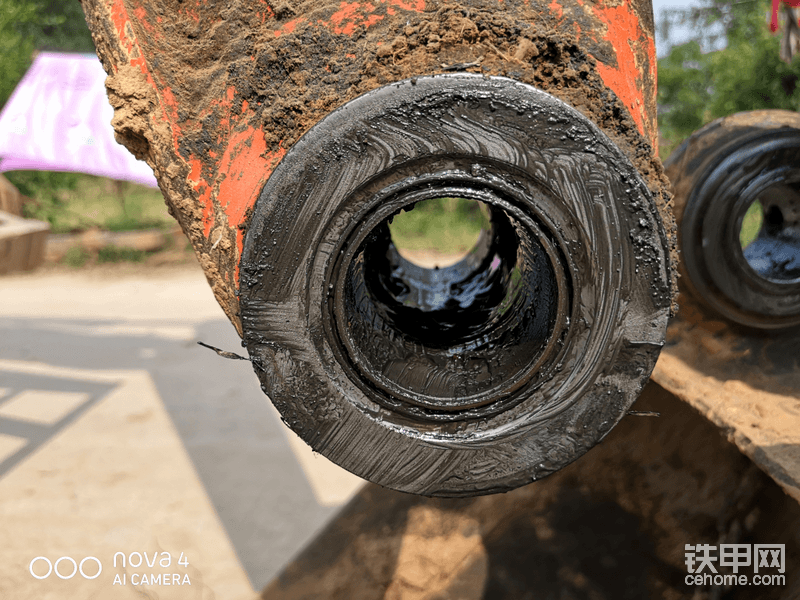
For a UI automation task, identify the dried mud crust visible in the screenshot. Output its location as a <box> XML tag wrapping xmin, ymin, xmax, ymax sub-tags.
<box><xmin>652</xmin><ymin>301</ymin><xmax>800</xmax><ymax>504</ymax></box>
<box><xmin>254</xmin><ymin>2</ymin><xmax>678</xmax><ymax>304</ymax></box>
<box><xmin>83</xmin><ymin>0</ymin><xmax>677</xmax><ymax>325</ymax></box>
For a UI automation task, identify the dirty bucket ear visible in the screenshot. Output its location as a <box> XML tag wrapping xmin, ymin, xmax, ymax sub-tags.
<box><xmin>239</xmin><ymin>74</ymin><xmax>671</xmax><ymax>497</ymax></box>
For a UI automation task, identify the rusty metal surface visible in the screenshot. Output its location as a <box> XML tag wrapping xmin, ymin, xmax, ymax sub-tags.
<box><xmin>651</xmin><ymin>301</ymin><xmax>800</xmax><ymax>505</ymax></box>
<box><xmin>80</xmin><ymin>0</ymin><xmax>666</xmax><ymax>332</ymax></box>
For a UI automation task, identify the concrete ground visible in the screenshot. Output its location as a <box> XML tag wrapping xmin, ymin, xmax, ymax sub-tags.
<box><xmin>0</xmin><ymin>263</ymin><xmax>365</xmax><ymax>599</ymax></box>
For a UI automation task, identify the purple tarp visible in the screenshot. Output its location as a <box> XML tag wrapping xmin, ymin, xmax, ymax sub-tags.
<box><xmin>0</xmin><ymin>52</ymin><xmax>158</xmax><ymax>188</ymax></box>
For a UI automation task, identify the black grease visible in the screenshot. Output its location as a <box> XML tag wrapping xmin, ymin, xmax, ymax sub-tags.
<box><xmin>338</xmin><ymin>195</ymin><xmax>563</xmax><ymax>417</ymax></box>
<box><xmin>743</xmin><ymin>184</ymin><xmax>800</xmax><ymax>281</ymax></box>
<box><xmin>239</xmin><ymin>75</ymin><xmax>670</xmax><ymax>496</ymax></box>
<box><xmin>670</xmin><ymin>122</ymin><xmax>800</xmax><ymax>329</ymax></box>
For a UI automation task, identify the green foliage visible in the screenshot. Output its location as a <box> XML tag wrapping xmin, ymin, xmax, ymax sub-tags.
<box><xmin>8</xmin><ymin>171</ymin><xmax>171</xmax><ymax>233</ymax></box>
<box><xmin>658</xmin><ymin>0</ymin><xmax>800</xmax><ymax>153</ymax></box>
<box><xmin>97</xmin><ymin>246</ymin><xmax>146</xmax><ymax>263</ymax></box>
<box><xmin>6</xmin><ymin>170</ymin><xmax>80</xmax><ymax>227</ymax></box>
<box><xmin>388</xmin><ymin>198</ymin><xmax>492</xmax><ymax>256</ymax></box>
<box><xmin>17</xmin><ymin>1</ymin><xmax>94</xmax><ymax>53</ymax></box>
<box><xmin>0</xmin><ymin>0</ymin><xmax>95</xmax><ymax>108</ymax></box>
<box><xmin>658</xmin><ymin>41</ymin><xmax>714</xmax><ymax>147</ymax></box>
<box><xmin>62</xmin><ymin>245</ymin><xmax>90</xmax><ymax>268</ymax></box>
<box><xmin>0</xmin><ymin>0</ymin><xmax>39</xmax><ymax>107</ymax></box>
<box><xmin>740</xmin><ymin>200</ymin><xmax>764</xmax><ymax>249</ymax></box>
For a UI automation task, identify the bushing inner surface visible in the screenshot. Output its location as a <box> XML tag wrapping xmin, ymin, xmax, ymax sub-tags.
<box><xmin>741</xmin><ymin>183</ymin><xmax>800</xmax><ymax>283</ymax></box>
<box><xmin>328</xmin><ymin>181</ymin><xmax>569</xmax><ymax>420</ymax></box>
<box><xmin>239</xmin><ymin>74</ymin><xmax>670</xmax><ymax>496</ymax></box>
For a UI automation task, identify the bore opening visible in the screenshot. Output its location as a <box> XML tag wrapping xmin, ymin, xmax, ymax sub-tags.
<box><xmin>387</xmin><ymin>197</ymin><xmax>492</xmax><ymax>268</ymax></box>
<box><xmin>741</xmin><ymin>184</ymin><xmax>800</xmax><ymax>282</ymax></box>
<box><xmin>329</xmin><ymin>183</ymin><xmax>570</xmax><ymax>419</ymax></box>
<box><xmin>739</xmin><ymin>200</ymin><xmax>763</xmax><ymax>250</ymax></box>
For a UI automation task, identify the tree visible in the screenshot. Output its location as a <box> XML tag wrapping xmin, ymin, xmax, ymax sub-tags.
<box><xmin>0</xmin><ymin>0</ymin><xmax>95</xmax><ymax>108</ymax></box>
<box><xmin>658</xmin><ymin>0</ymin><xmax>800</xmax><ymax>152</ymax></box>
<box><xmin>18</xmin><ymin>1</ymin><xmax>94</xmax><ymax>53</ymax></box>
<box><xmin>0</xmin><ymin>0</ymin><xmax>39</xmax><ymax>107</ymax></box>
<box><xmin>1</xmin><ymin>0</ymin><xmax>98</xmax><ymax>220</ymax></box>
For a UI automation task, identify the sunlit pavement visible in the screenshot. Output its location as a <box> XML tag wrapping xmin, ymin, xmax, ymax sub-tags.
<box><xmin>0</xmin><ymin>266</ymin><xmax>364</xmax><ymax>599</ymax></box>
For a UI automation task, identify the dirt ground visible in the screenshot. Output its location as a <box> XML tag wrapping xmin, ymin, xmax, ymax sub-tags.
<box><xmin>15</xmin><ymin>248</ymin><xmax>800</xmax><ymax>599</ymax></box>
<box><xmin>263</xmin><ymin>382</ymin><xmax>800</xmax><ymax>600</ymax></box>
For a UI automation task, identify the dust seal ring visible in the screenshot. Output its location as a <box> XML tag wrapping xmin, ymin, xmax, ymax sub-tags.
<box><xmin>240</xmin><ymin>74</ymin><xmax>670</xmax><ymax>496</ymax></box>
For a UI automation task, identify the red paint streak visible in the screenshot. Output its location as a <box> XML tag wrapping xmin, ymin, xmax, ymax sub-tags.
<box><xmin>109</xmin><ymin>1</ymin><xmax>158</xmax><ymax>90</ymax></box>
<box><xmin>107</xmin><ymin>0</ymin><xmax>285</xmax><ymax>288</ymax></box>
<box><xmin>331</xmin><ymin>2</ymin><xmax>366</xmax><ymax>34</ymax></box>
<box><xmin>217</xmin><ymin>130</ymin><xmax>287</xmax><ymax>277</ymax></box>
<box><xmin>130</xmin><ymin>54</ymin><xmax>147</xmax><ymax>73</ymax></box>
<box><xmin>218</xmin><ymin>129</ymin><xmax>269</xmax><ymax>228</ymax></box>
<box><xmin>110</xmin><ymin>0</ymin><xmax>136</xmax><ymax>57</ymax></box>
<box><xmin>772</xmin><ymin>1</ymin><xmax>800</xmax><ymax>32</ymax></box>
<box><xmin>232</xmin><ymin>146</ymin><xmax>286</xmax><ymax>273</ymax></box>
<box><xmin>188</xmin><ymin>159</ymin><xmax>203</xmax><ymax>184</ymax></box>
<box><xmin>364</xmin><ymin>14</ymin><xmax>384</xmax><ymax>28</ymax></box>
<box><xmin>109</xmin><ymin>3</ymin><xmax>217</xmax><ymax>238</ymax></box>
<box><xmin>331</xmin><ymin>2</ymin><xmax>387</xmax><ymax>35</ymax></box>
<box><xmin>275</xmin><ymin>0</ymin><xmax>420</xmax><ymax>38</ymax></box>
<box><xmin>159</xmin><ymin>86</ymin><xmax>183</xmax><ymax>153</ymax></box>
<box><xmin>578</xmin><ymin>0</ymin><xmax>653</xmax><ymax>143</ymax></box>
<box><xmin>275</xmin><ymin>18</ymin><xmax>303</xmax><ymax>36</ymax></box>
<box><xmin>385</xmin><ymin>0</ymin><xmax>424</xmax><ymax>11</ymax></box>
<box><xmin>182</xmin><ymin>6</ymin><xmax>201</xmax><ymax>23</ymax></box>
<box><xmin>133</xmin><ymin>5</ymin><xmax>154</xmax><ymax>32</ymax></box>
<box><xmin>187</xmin><ymin>158</ymin><xmax>215</xmax><ymax>235</ymax></box>
<box><xmin>548</xmin><ymin>0</ymin><xmax>563</xmax><ymax>20</ymax></box>
<box><xmin>256</xmin><ymin>0</ymin><xmax>275</xmax><ymax>21</ymax></box>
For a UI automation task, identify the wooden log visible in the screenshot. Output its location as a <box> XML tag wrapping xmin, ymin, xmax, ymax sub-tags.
<box><xmin>0</xmin><ymin>210</ymin><xmax>49</xmax><ymax>275</ymax></box>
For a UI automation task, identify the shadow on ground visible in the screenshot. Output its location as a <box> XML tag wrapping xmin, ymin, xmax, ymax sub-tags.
<box><xmin>261</xmin><ymin>383</ymin><xmax>800</xmax><ymax>600</ymax></box>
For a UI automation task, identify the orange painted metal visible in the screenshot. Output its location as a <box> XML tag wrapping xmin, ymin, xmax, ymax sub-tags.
<box><xmin>82</xmin><ymin>0</ymin><xmax>658</xmax><ymax>333</ymax></box>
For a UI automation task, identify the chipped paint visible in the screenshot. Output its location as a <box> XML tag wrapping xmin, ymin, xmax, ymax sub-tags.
<box><xmin>86</xmin><ymin>0</ymin><xmax>661</xmax><ymax>334</ymax></box>
<box><xmin>542</xmin><ymin>0</ymin><xmax>657</xmax><ymax>147</ymax></box>
<box><xmin>583</xmin><ymin>0</ymin><xmax>654</xmax><ymax>143</ymax></box>
<box><xmin>331</xmin><ymin>2</ymin><xmax>386</xmax><ymax>35</ymax></box>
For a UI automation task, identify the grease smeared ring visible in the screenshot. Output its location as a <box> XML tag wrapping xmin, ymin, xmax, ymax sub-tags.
<box><xmin>240</xmin><ymin>74</ymin><xmax>670</xmax><ymax>496</ymax></box>
<box><xmin>666</xmin><ymin>110</ymin><xmax>800</xmax><ymax>329</ymax></box>
<box><xmin>325</xmin><ymin>169</ymin><xmax>571</xmax><ymax>421</ymax></box>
